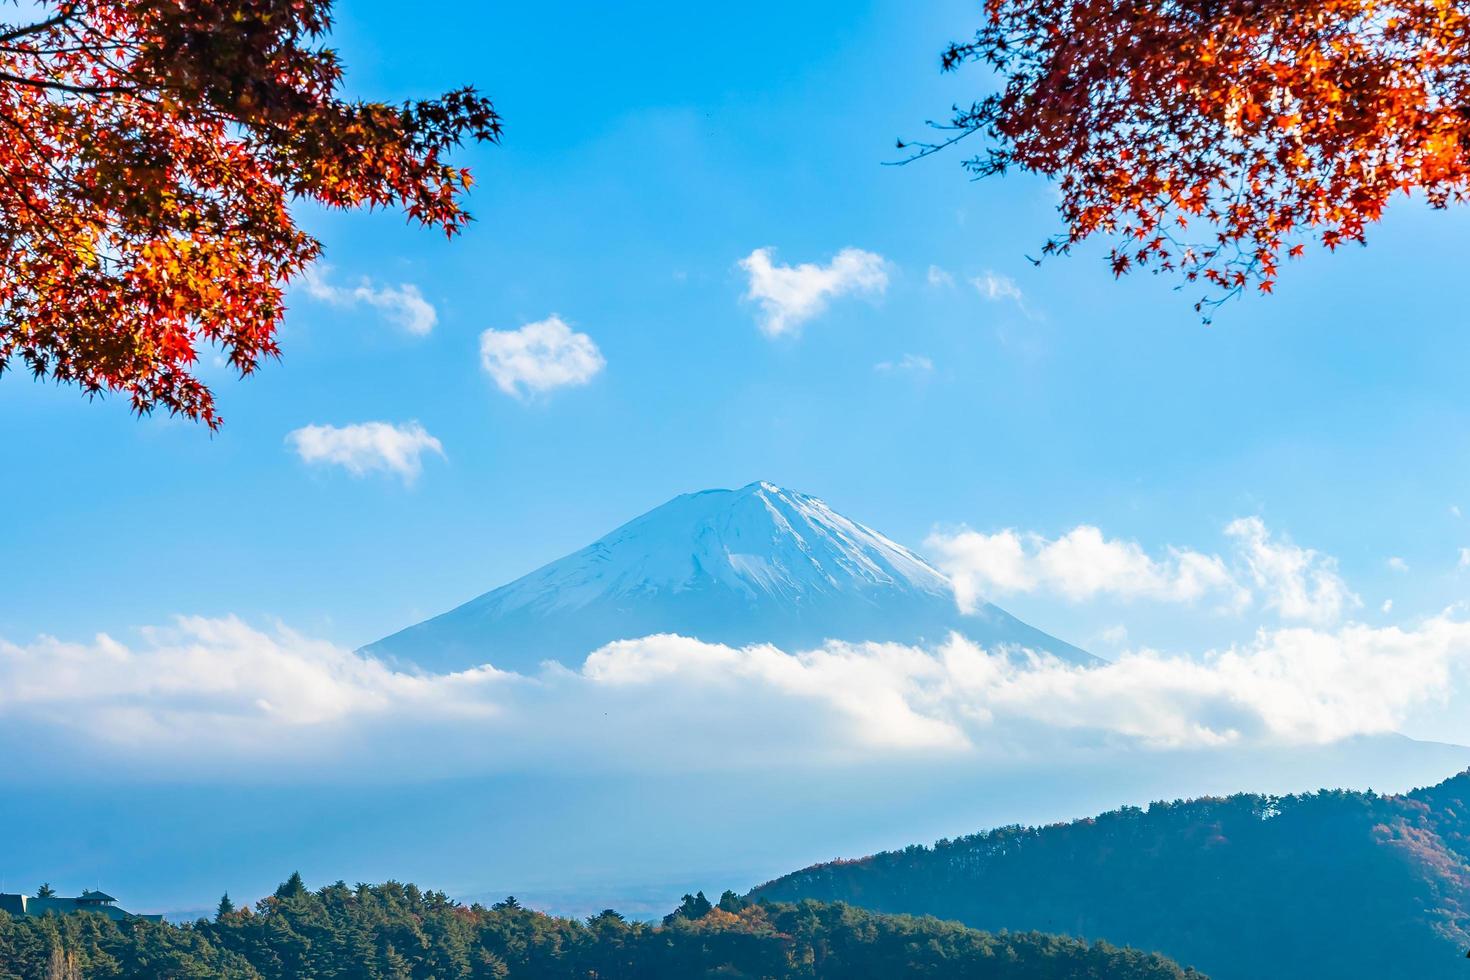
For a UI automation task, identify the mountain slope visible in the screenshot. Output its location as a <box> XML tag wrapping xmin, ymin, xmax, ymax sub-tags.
<box><xmin>750</xmin><ymin>769</ymin><xmax>1470</xmax><ymax>980</ymax></box>
<box><xmin>367</xmin><ymin>482</ymin><xmax>1091</xmax><ymax>672</ymax></box>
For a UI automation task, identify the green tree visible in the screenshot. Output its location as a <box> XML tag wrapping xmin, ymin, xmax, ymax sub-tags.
<box><xmin>273</xmin><ymin>872</ymin><xmax>307</xmax><ymax>900</ymax></box>
<box><xmin>215</xmin><ymin>893</ymin><xmax>235</xmax><ymax>921</ymax></box>
<box><xmin>381</xmin><ymin>942</ymin><xmax>413</xmax><ymax>980</ymax></box>
<box><xmin>36</xmin><ymin>883</ymin><xmax>56</xmax><ymax>898</ymax></box>
<box><xmin>0</xmin><ymin>873</ymin><xmax>1206</xmax><ymax>980</ymax></box>
<box><xmin>717</xmin><ymin>890</ymin><xmax>747</xmax><ymax>913</ymax></box>
<box><xmin>663</xmin><ymin>891</ymin><xmax>713</xmax><ymax>925</ymax></box>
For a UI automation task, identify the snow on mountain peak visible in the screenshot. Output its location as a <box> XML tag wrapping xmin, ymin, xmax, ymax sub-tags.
<box><xmin>525</xmin><ymin>480</ymin><xmax>953</xmax><ymax>609</ymax></box>
<box><xmin>365</xmin><ymin>483</ymin><xmax>1091</xmax><ymax>672</ymax></box>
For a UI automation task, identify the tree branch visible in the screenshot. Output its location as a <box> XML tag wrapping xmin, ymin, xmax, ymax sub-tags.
<box><xmin>0</xmin><ymin>69</ymin><xmax>135</xmax><ymax>95</ymax></box>
<box><xmin>0</xmin><ymin>10</ymin><xmax>73</xmax><ymax>45</ymax></box>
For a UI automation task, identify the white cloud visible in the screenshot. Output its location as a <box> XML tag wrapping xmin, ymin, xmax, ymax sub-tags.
<box><xmin>479</xmin><ymin>315</ymin><xmax>606</xmax><ymax>399</ymax></box>
<box><xmin>928</xmin><ymin>528</ymin><xmax>1031</xmax><ymax>601</ymax></box>
<box><xmin>286</xmin><ymin>421</ymin><xmax>444</xmax><ymax>484</ymax></box>
<box><xmin>1225</xmin><ymin>517</ymin><xmax>1359</xmax><ymax>625</ymax></box>
<box><xmin>1460</xmin><ymin>548</ymin><xmax>1470</xmax><ymax>569</ymax></box>
<box><xmin>926</xmin><ymin>525</ymin><xmax>1243</xmax><ymax>613</ymax></box>
<box><xmin>1382</xmin><ymin>599</ymin><xmax>1394</xmax><ymax>614</ymax></box>
<box><xmin>937</xmin><ymin>618</ymin><xmax>1464</xmax><ymax>747</ymax></box>
<box><xmin>2</xmin><ymin>615</ymin><xmax>1467</xmax><ymax>770</ymax></box>
<box><xmin>929</xmin><ymin>518</ymin><xmax>1357</xmax><ymax>626</ymax></box>
<box><xmin>1453</xmin><ymin>505</ymin><xmax>1462</xmax><ymax>519</ymax></box>
<box><xmin>972</xmin><ymin>269</ymin><xmax>1035</xmax><ymax>311</ymax></box>
<box><xmin>874</xmin><ymin>354</ymin><xmax>934</xmax><ymax>374</ymax></box>
<box><xmin>302</xmin><ymin>265</ymin><xmax>437</xmax><ymax>336</ymax></box>
<box><xmin>926</xmin><ymin>265</ymin><xmax>955</xmax><ymax>288</ymax></box>
<box><xmin>972</xmin><ymin>270</ymin><xmax>1041</xmax><ymax>321</ymax></box>
<box><xmin>738</xmin><ymin>247</ymin><xmax>888</xmax><ymax>337</ymax></box>
<box><xmin>582</xmin><ymin>634</ymin><xmax>967</xmax><ymax>752</ymax></box>
<box><xmin>0</xmin><ymin>617</ymin><xmax>506</xmax><ymax>762</ymax></box>
<box><xmin>1388</xmin><ymin>557</ymin><xmax>1410</xmax><ymax>573</ymax></box>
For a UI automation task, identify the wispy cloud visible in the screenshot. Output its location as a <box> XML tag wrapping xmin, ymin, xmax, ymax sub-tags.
<box><xmin>926</xmin><ymin>265</ymin><xmax>955</xmax><ymax>288</ymax></box>
<box><xmin>973</xmin><ymin>269</ymin><xmax>1031</xmax><ymax>308</ymax></box>
<box><xmin>1388</xmin><ymin>557</ymin><xmax>1410</xmax><ymax>573</ymax></box>
<box><xmin>971</xmin><ymin>269</ymin><xmax>1043</xmax><ymax>324</ymax></box>
<box><xmin>301</xmin><ymin>265</ymin><xmax>437</xmax><ymax>336</ymax></box>
<box><xmin>286</xmin><ymin>421</ymin><xmax>444</xmax><ymax>484</ymax></box>
<box><xmin>480</xmin><ymin>315</ymin><xmax>606</xmax><ymax>399</ymax></box>
<box><xmin>874</xmin><ymin>354</ymin><xmax>934</xmax><ymax>374</ymax></box>
<box><xmin>738</xmin><ymin>247</ymin><xmax>888</xmax><ymax>337</ymax></box>
<box><xmin>1225</xmin><ymin>517</ymin><xmax>1359</xmax><ymax>625</ymax></box>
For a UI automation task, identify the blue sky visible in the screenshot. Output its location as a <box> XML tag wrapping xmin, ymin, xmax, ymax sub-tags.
<box><xmin>10</xmin><ymin>0</ymin><xmax>1470</xmax><ymax>913</ymax></box>
<box><xmin>5</xmin><ymin>0</ymin><xmax>1470</xmax><ymax>724</ymax></box>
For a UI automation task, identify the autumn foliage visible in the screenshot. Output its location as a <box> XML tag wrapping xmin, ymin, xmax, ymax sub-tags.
<box><xmin>0</xmin><ymin>0</ymin><xmax>499</xmax><ymax>426</ymax></box>
<box><xmin>924</xmin><ymin>0</ymin><xmax>1470</xmax><ymax>313</ymax></box>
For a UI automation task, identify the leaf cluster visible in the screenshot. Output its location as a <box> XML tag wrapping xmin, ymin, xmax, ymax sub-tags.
<box><xmin>916</xmin><ymin>0</ymin><xmax>1470</xmax><ymax>314</ymax></box>
<box><xmin>0</xmin><ymin>0</ymin><xmax>500</xmax><ymax>425</ymax></box>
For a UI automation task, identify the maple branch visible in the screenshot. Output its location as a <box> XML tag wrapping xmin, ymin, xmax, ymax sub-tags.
<box><xmin>0</xmin><ymin>41</ymin><xmax>131</xmax><ymax>55</ymax></box>
<box><xmin>0</xmin><ymin>68</ymin><xmax>135</xmax><ymax>95</ymax></box>
<box><xmin>886</xmin><ymin>122</ymin><xmax>982</xmax><ymax>167</ymax></box>
<box><xmin>0</xmin><ymin>0</ymin><xmax>497</xmax><ymax>427</ymax></box>
<box><xmin>0</xmin><ymin>11</ymin><xmax>72</xmax><ymax>45</ymax></box>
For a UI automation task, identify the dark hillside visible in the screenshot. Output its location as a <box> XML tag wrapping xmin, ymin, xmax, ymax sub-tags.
<box><xmin>752</xmin><ymin>770</ymin><xmax>1470</xmax><ymax>980</ymax></box>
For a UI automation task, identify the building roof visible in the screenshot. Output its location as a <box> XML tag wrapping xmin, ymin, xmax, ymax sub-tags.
<box><xmin>0</xmin><ymin>888</ymin><xmax>162</xmax><ymax>923</ymax></box>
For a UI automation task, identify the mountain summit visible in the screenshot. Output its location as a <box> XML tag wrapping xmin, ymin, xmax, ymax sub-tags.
<box><xmin>366</xmin><ymin>482</ymin><xmax>1091</xmax><ymax>672</ymax></box>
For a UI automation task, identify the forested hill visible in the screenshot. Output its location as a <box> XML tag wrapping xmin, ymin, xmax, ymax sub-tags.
<box><xmin>751</xmin><ymin>769</ymin><xmax>1470</xmax><ymax>980</ymax></box>
<box><xmin>0</xmin><ymin>876</ymin><xmax>1201</xmax><ymax>979</ymax></box>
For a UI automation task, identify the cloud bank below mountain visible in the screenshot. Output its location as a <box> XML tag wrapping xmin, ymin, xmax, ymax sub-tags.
<box><xmin>3</xmin><ymin>612</ymin><xmax>1466</xmax><ymax>777</ymax></box>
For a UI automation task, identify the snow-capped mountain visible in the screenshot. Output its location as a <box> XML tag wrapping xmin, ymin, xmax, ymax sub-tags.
<box><xmin>366</xmin><ymin>482</ymin><xmax>1093</xmax><ymax>672</ymax></box>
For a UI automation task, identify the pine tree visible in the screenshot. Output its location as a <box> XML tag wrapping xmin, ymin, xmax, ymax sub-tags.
<box><xmin>36</xmin><ymin>883</ymin><xmax>56</xmax><ymax>898</ymax></box>
<box><xmin>381</xmin><ymin>942</ymin><xmax>414</xmax><ymax>980</ymax></box>
<box><xmin>664</xmin><ymin>891</ymin><xmax>714</xmax><ymax>925</ymax></box>
<box><xmin>718</xmin><ymin>890</ymin><xmax>747</xmax><ymax>913</ymax></box>
<box><xmin>274</xmin><ymin>873</ymin><xmax>307</xmax><ymax>900</ymax></box>
<box><xmin>216</xmin><ymin>893</ymin><xmax>235</xmax><ymax>921</ymax></box>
